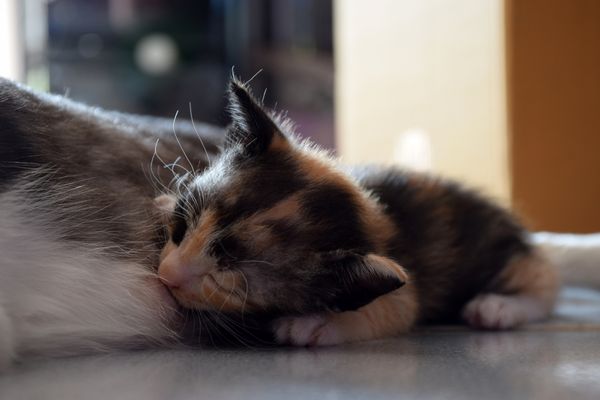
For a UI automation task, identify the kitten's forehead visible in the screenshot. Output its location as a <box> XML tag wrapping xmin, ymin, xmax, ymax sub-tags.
<box><xmin>176</xmin><ymin>143</ymin><xmax>394</xmax><ymax>256</ymax></box>
<box><xmin>189</xmin><ymin>153</ymin><xmax>237</xmax><ymax>194</ymax></box>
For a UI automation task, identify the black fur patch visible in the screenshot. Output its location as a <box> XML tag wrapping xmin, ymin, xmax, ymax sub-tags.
<box><xmin>310</xmin><ymin>252</ymin><xmax>405</xmax><ymax>312</ymax></box>
<box><xmin>216</xmin><ymin>153</ymin><xmax>307</xmax><ymax>229</ymax></box>
<box><xmin>171</xmin><ymin>214</ymin><xmax>188</xmax><ymax>246</ymax></box>
<box><xmin>355</xmin><ymin>167</ymin><xmax>532</xmax><ymax>323</ymax></box>
<box><xmin>226</xmin><ymin>80</ymin><xmax>282</xmax><ymax>156</ymax></box>
<box><xmin>301</xmin><ymin>183</ymin><xmax>373</xmax><ymax>252</ymax></box>
<box><xmin>209</xmin><ymin>235</ymin><xmax>248</xmax><ymax>265</ymax></box>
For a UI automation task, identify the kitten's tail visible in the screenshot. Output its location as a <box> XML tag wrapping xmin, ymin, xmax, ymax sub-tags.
<box><xmin>533</xmin><ymin>232</ymin><xmax>600</xmax><ymax>288</ymax></box>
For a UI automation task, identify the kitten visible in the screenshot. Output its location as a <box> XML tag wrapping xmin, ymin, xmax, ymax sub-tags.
<box><xmin>157</xmin><ymin>79</ymin><xmax>560</xmax><ymax>346</ymax></box>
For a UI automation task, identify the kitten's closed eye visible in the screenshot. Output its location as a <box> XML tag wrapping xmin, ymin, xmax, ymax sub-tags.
<box><xmin>209</xmin><ymin>236</ymin><xmax>246</xmax><ymax>264</ymax></box>
<box><xmin>171</xmin><ymin>215</ymin><xmax>188</xmax><ymax>245</ymax></box>
<box><xmin>154</xmin><ymin>194</ymin><xmax>192</xmax><ymax>246</ymax></box>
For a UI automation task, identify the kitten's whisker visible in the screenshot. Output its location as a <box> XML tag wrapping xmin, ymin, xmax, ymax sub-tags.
<box><xmin>189</xmin><ymin>102</ymin><xmax>212</xmax><ymax>169</ymax></box>
<box><xmin>218</xmin><ymin>241</ymin><xmax>238</xmax><ymax>261</ymax></box>
<box><xmin>152</xmin><ymin>140</ymin><xmax>188</xmax><ymax>195</ymax></box>
<box><xmin>244</xmin><ymin>68</ymin><xmax>263</xmax><ymax>86</ymax></box>
<box><xmin>235</xmin><ymin>259</ymin><xmax>275</xmax><ymax>267</ymax></box>
<box><xmin>261</xmin><ymin>87</ymin><xmax>268</xmax><ymax>104</ymax></box>
<box><xmin>217</xmin><ymin>273</ymin><xmax>236</xmax><ymax>313</ymax></box>
<box><xmin>171</xmin><ymin>110</ymin><xmax>195</xmax><ymax>176</ymax></box>
<box><xmin>235</xmin><ymin>269</ymin><xmax>250</xmax><ymax>318</ymax></box>
<box><xmin>157</xmin><ymin>276</ymin><xmax>175</xmax><ymax>286</ymax></box>
<box><xmin>203</xmin><ymin>275</ymin><xmax>220</xmax><ymax>304</ymax></box>
<box><xmin>217</xmin><ymin>311</ymin><xmax>271</xmax><ymax>347</ymax></box>
<box><xmin>147</xmin><ymin>165</ymin><xmax>176</xmax><ymax>197</ymax></box>
<box><xmin>212</xmin><ymin>311</ymin><xmax>255</xmax><ymax>349</ymax></box>
<box><xmin>199</xmin><ymin>312</ymin><xmax>217</xmax><ymax>347</ymax></box>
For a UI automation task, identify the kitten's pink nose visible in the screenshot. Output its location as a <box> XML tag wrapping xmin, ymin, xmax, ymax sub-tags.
<box><xmin>158</xmin><ymin>251</ymin><xmax>191</xmax><ymax>289</ymax></box>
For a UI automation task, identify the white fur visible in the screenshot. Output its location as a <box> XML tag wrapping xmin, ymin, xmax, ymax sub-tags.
<box><xmin>274</xmin><ymin>315</ymin><xmax>328</xmax><ymax>346</ymax></box>
<box><xmin>462</xmin><ymin>294</ymin><xmax>549</xmax><ymax>329</ymax></box>
<box><xmin>0</xmin><ymin>189</ymin><xmax>180</xmax><ymax>369</ymax></box>
<box><xmin>533</xmin><ymin>232</ymin><xmax>600</xmax><ymax>288</ymax></box>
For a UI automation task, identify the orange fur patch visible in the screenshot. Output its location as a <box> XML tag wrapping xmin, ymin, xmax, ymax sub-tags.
<box><xmin>159</xmin><ymin>240</ymin><xmax>177</xmax><ymax>263</ymax></box>
<box><xmin>295</xmin><ymin>152</ymin><xmax>347</xmax><ymax>186</ymax></box>
<box><xmin>171</xmin><ymin>270</ymin><xmax>257</xmax><ymax>313</ymax></box>
<box><xmin>360</xmin><ymin>209</ymin><xmax>397</xmax><ymax>254</ymax></box>
<box><xmin>269</xmin><ymin>131</ymin><xmax>291</xmax><ymax>153</ymax></box>
<box><xmin>366</xmin><ymin>254</ymin><xmax>409</xmax><ymax>283</ymax></box>
<box><xmin>252</xmin><ymin>194</ymin><xmax>302</xmax><ymax>223</ymax></box>
<box><xmin>231</xmin><ymin>194</ymin><xmax>303</xmax><ymax>251</ymax></box>
<box><xmin>323</xmin><ymin>282</ymin><xmax>419</xmax><ymax>342</ymax></box>
<box><xmin>179</xmin><ymin>210</ymin><xmax>218</xmax><ymax>263</ymax></box>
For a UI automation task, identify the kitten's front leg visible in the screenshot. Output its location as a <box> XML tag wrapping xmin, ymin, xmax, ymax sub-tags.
<box><xmin>274</xmin><ymin>284</ymin><xmax>418</xmax><ymax>346</ymax></box>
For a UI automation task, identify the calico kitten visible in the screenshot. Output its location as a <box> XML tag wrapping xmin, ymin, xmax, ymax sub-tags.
<box><xmin>157</xmin><ymin>79</ymin><xmax>559</xmax><ymax>346</ymax></box>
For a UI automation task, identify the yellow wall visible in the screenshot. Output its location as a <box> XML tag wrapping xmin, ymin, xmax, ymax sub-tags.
<box><xmin>0</xmin><ymin>0</ymin><xmax>23</xmax><ymax>81</ymax></box>
<box><xmin>335</xmin><ymin>0</ymin><xmax>509</xmax><ymax>202</ymax></box>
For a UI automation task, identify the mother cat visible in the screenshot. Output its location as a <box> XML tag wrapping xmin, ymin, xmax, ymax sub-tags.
<box><xmin>0</xmin><ymin>78</ymin><xmax>222</xmax><ymax>368</ymax></box>
<box><xmin>0</xmin><ymin>77</ymin><xmax>558</xmax><ymax>368</ymax></box>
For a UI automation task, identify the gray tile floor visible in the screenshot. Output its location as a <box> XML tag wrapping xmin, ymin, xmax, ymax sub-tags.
<box><xmin>2</xmin><ymin>288</ymin><xmax>600</xmax><ymax>400</ymax></box>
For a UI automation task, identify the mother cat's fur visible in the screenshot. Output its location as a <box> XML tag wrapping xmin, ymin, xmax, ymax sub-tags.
<box><xmin>0</xmin><ymin>78</ymin><xmax>220</xmax><ymax>368</ymax></box>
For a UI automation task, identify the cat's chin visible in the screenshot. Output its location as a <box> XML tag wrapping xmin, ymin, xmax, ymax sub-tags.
<box><xmin>159</xmin><ymin>284</ymin><xmax>181</xmax><ymax>311</ymax></box>
<box><xmin>146</xmin><ymin>277</ymin><xmax>181</xmax><ymax>314</ymax></box>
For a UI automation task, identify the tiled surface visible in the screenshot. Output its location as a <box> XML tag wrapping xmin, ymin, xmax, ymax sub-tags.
<box><xmin>2</xmin><ymin>288</ymin><xmax>600</xmax><ymax>400</ymax></box>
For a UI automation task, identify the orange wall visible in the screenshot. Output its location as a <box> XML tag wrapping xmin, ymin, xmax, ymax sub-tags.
<box><xmin>508</xmin><ymin>0</ymin><xmax>600</xmax><ymax>232</ymax></box>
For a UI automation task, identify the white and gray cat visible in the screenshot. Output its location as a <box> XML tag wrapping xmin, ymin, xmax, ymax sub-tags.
<box><xmin>0</xmin><ymin>78</ymin><xmax>223</xmax><ymax>368</ymax></box>
<box><xmin>0</xmin><ymin>78</ymin><xmax>598</xmax><ymax>369</ymax></box>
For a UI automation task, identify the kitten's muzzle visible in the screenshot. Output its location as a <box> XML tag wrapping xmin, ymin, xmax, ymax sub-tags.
<box><xmin>158</xmin><ymin>250</ymin><xmax>212</xmax><ymax>288</ymax></box>
<box><xmin>158</xmin><ymin>250</ymin><xmax>252</xmax><ymax>312</ymax></box>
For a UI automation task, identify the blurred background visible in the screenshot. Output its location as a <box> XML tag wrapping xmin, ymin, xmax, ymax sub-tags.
<box><xmin>1</xmin><ymin>0</ymin><xmax>599</xmax><ymax>233</ymax></box>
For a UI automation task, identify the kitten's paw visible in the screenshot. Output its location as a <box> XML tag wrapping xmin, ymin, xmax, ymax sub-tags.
<box><xmin>274</xmin><ymin>314</ymin><xmax>342</xmax><ymax>347</ymax></box>
<box><xmin>463</xmin><ymin>294</ymin><xmax>523</xmax><ymax>330</ymax></box>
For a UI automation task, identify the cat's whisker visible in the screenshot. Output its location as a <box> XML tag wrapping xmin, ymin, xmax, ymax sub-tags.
<box><xmin>203</xmin><ymin>275</ymin><xmax>220</xmax><ymax>304</ymax></box>
<box><xmin>200</xmin><ymin>312</ymin><xmax>219</xmax><ymax>347</ymax></box>
<box><xmin>235</xmin><ymin>259</ymin><xmax>275</xmax><ymax>267</ymax></box>
<box><xmin>148</xmin><ymin>139</ymin><xmax>172</xmax><ymax>195</ymax></box>
<box><xmin>210</xmin><ymin>311</ymin><xmax>255</xmax><ymax>349</ymax></box>
<box><xmin>189</xmin><ymin>102</ymin><xmax>212</xmax><ymax>169</ymax></box>
<box><xmin>150</xmin><ymin>139</ymin><xmax>192</xmax><ymax>199</ymax></box>
<box><xmin>217</xmin><ymin>272</ymin><xmax>238</xmax><ymax>313</ymax></box>
<box><xmin>235</xmin><ymin>268</ymin><xmax>250</xmax><ymax>317</ymax></box>
<box><xmin>142</xmin><ymin>164</ymin><xmax>172</xmax><ymax>198</ymax></box>
<box><xmin>243</xmin><ymin>68</ymin><xmax>263</xmax><ymax>86</ymax></box>
<box><xmin>157</xmin><ymin>275</ymin><xmax>175</xmax><ymax>286</ymax></box>
<box><xmin>218</xmin><ymin>241</ymin><xmax>238</xmax><ymax>261</ymax></box>
<box><xmin>196</xmin><ymin>274</ymin><xmax>260</xmax><ymax>348</ymax></box>
<box><xmin>171</xmin><ymin>110</ymin><xmax>196</xmax><ymax>177</ymax></box>
<box><xmin>216</xmin><ymin>311</ymin><xmax>271</xmax><ymax>348</ymax></box>
<box><xmin>183</xmin><ymin>308</ymin><xmax>195</xmax><ymax>340</ymax></box>
<box><xmin>261</xmin><ymin>87</ymin><xmax>268</xmax><ymax>104</ymax></box>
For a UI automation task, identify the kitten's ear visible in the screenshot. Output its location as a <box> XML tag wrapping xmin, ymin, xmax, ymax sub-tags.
<box><xmin>154</xmin><ymin>194</ymin><xmax>177</xmax><ymax>223</ymax></box>
<box><xmin>321</xmin><ymin>253</ymin><xmax>408</xmax><ymax>312</ymax></box>
<box><xmin>226</xmin><ymin>78</ymin><xmax>288</xmax><ymax>156</ymax></box>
